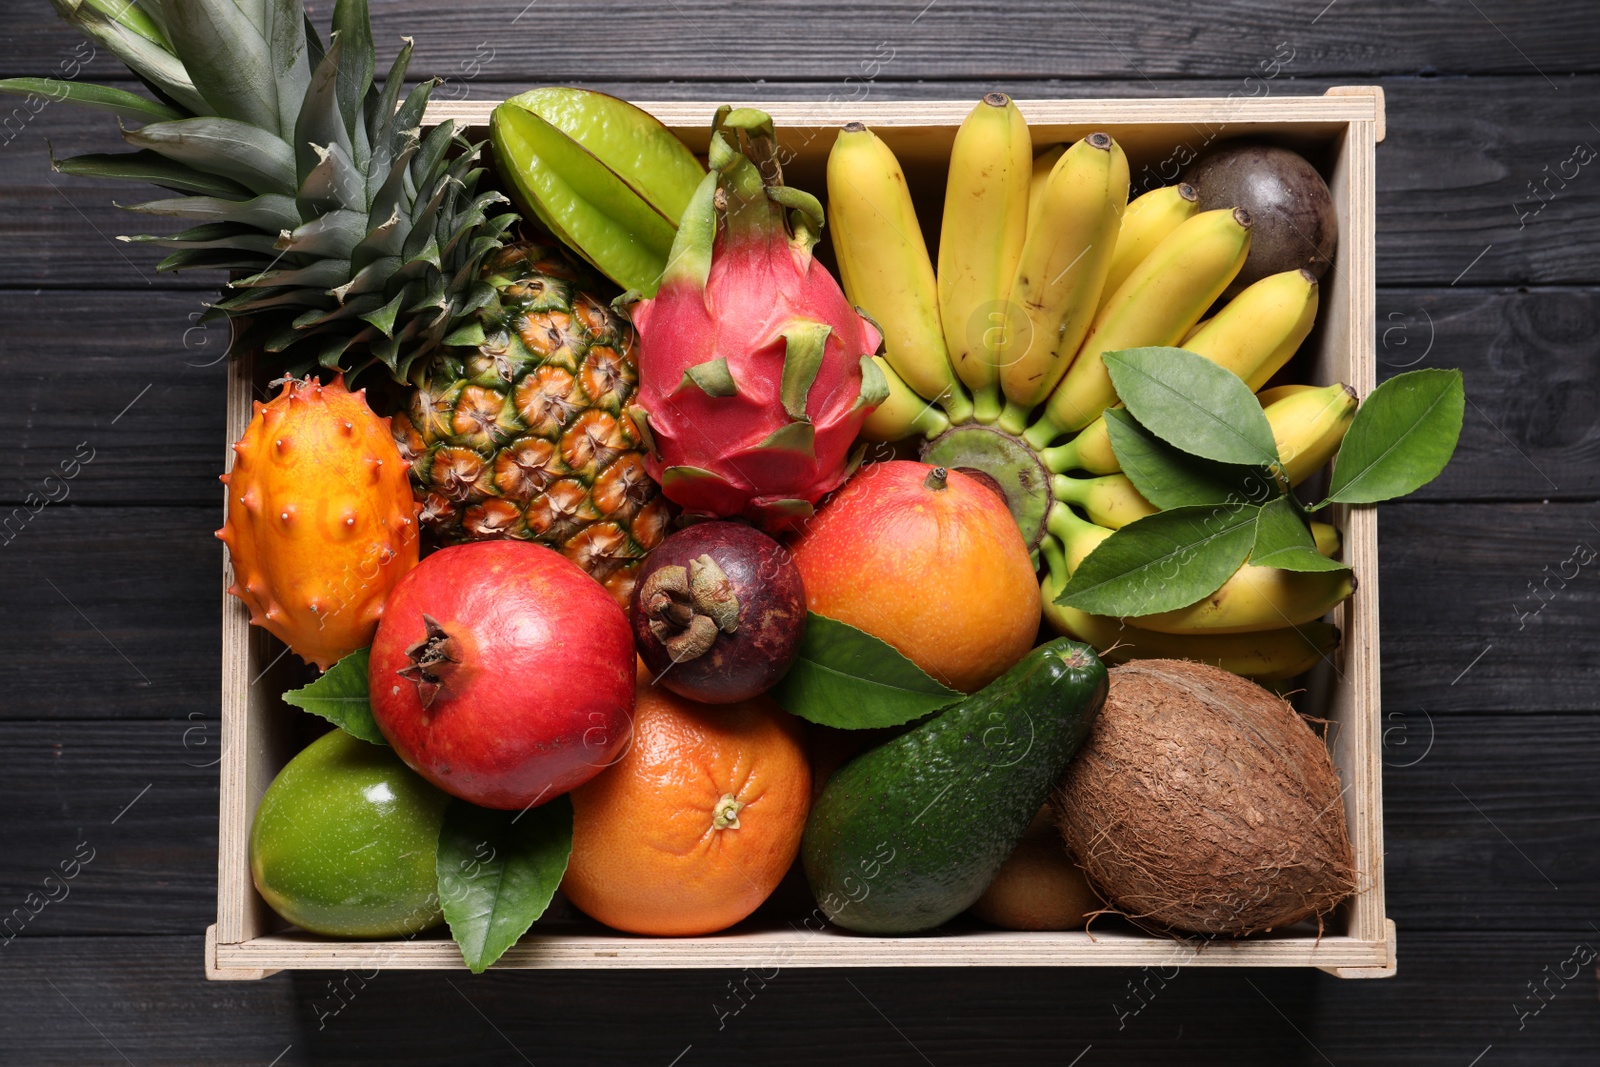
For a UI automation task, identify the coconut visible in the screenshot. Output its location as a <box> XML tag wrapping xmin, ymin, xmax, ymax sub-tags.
<box><xmin>1051</xmin><ymin>659</ymin><xmax>1356</xmax><ymax>937</ymax></box>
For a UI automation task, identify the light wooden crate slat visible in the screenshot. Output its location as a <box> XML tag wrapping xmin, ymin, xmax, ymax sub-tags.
<box><xmin>213</xmin><ymin>87</ymin><xmax>1391</xmax><ymax>980</ymax></box>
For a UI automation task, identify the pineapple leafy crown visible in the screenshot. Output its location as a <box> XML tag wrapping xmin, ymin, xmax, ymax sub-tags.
<box><xmin>0</xmin><ymin>0</ymin><xmax>516</xmax><ymax>381</ymax></box>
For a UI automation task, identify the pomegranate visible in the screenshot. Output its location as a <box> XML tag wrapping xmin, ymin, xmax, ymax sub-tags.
<box><xmin>369</xmin><ymin>541</ymin><xmax>635</xmax><ymax>809</ymax></box>
<box><xmin>631</xmin><ymin>521</ymin><xmax>807</xmax><ymax>703</ymax></box>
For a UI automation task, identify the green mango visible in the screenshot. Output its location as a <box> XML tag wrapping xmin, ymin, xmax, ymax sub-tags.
<box><xmin>492</xmin><ymin>89</ymin><xmax>705</xmax><ymax>296</ymax></box>
<box><xmin>250</xmin><ymin>729</ymin><xmax>449</xmax><ymax>938</ymax></box>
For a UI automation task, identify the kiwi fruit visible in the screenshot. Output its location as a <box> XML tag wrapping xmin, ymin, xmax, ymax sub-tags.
<box><xmin>969</xmin><ymin>806</ymin><xmax>1100</xmax><ymax>931</ymax></box>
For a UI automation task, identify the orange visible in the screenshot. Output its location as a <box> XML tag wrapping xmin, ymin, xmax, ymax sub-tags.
<box><xmin>561</xmin><ymin>677</ymin><xmax>810</xmax><ymax>936</ymax></box>
<box><xmin>788</xmin><ymin>460</ymin><xmax>1040</xmax><ymax>692</ymax></box>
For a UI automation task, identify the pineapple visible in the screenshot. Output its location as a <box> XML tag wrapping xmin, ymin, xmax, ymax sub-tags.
<box><xmin>395</xmin><ymin>242</ymin><xmax>673</xmax><ymax>602</ymax></box>
<box><xmin>7</xmin><ymin>0</ymin><xmax>669</xmax><ymax>599</ymax></box>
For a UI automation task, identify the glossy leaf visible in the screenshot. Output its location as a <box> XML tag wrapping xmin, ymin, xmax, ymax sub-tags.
<box><xmin>1103</xmin><ymin>407</ymin><xmax>1277</xmax><ymax>510</ymax></box>
<box><xmin>1056</xmin><ymin>503</ymin><xmax>1259</xmax><ymax>617</ymax></box>
<box><xmin>1324</xmin><ymin>369</ymin><xmax>1465</xmax><ymax>505</ymax></box>
<box><xmin>437</xmin><ymin>798</ymin><xmax>573</xmax><ymax>974</ymax></box>
<box><xmin>768</xmin><ymin>613</ymin><xmax>959</xmax><ymax>729</ymax></box>
<box><xmin>1250</xmin><ymin>497</ymin><xmax>1350</xmax><ymax>573</ymax></box>
<box><xmin>280</xmin><ymin>647</ymin><xmax>386</xmax><ymax>745</ymax></box>
<box><xmin>1104</xmin><ymin>347</ymin><xmax>1280</xmax><ymax>468</ymax></box>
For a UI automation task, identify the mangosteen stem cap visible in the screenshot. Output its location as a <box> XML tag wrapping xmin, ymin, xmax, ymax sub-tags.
<box><xmin>641</xmin><ymin>557</ymin><xmax>741</xmax><ymax>664</ymax></box>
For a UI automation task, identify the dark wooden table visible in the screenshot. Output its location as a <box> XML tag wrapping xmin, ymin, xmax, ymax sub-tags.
<box><xmin>3</xmin><ymin>1</ymin><xmax>1597</xmax><ymax>1063</ymax></box>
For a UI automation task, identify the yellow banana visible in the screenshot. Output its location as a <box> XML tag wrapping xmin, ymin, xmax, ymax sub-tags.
<box><xmin>1311</xmin><ymin>520</ymin><xmax>1341</xmax><ymax>557</ymax></box>
<box><xmin>1050</xmin><ymin>476</ymin><xmax>1156</xmax><ymax>530</ymax></box>
<box><xmin>1133</xmin><ymin>565</ymin><xmax>1355</xmax><ymax>635</ymax></box>
<box><xmin>1025</xmin><ymin>207</ymin><xmax>1253</xmax><ymax>448</ymax></box>
<box><xmin>995</xmin><ymin>133</ymin><xmax>1129</xmax><ymax>433</ymax></box>
<box><xmin>827</xmin><ymin>123</ymin><xmax>974</xmax><ymax>422</ymax></box>
<box><xmin>1256</xmin><ymin>382</ymin><xmax>1315</xmax><ymax>407</ymax></box>
<box><xmin>1046</xmin><ymin>490</ymin><xmax>1353</xmax><ymax>636</ymax></box>
<box><xmin>1097</xmin><ymin>183</ymin><xmax>1199</xmax><ymax>313</ymax></box>
<box><xmin>1026</xmin><ymin>144</ymin><xmax>1065</xmax><ymax>222</ymax></box>
<box><xmin>1266</xmin><ymin>382</ymin><xmax>1358</xmax><ymax>486</ymax></box>
<box><xmin>1044</xmin><ymin>590</ymin><xmax>1341</xmax><ymax>678</ymax></box>
<box><xmin>1038</xmin><ymin>531</ymin><xmax>1340</xmax><ymax>679</ymax></box>
<box><xmin>938</xmin><ymin>94</ymin><xmax>1032</xmax><ymax>425</ymax></box>
<box><xmin>1184</xmin><ymin>267</ymin><xmax>1320</xmax><ymax>391</ymax></box>
<box><xmin>861</xmin><ymin>356</ymin><xmax>952</xmax><ymax>442</ymax></box>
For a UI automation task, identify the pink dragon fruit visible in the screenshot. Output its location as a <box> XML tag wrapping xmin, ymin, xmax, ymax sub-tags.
<box><xmin>628</xmin><ymin>107</ymin><xmax>887</xmax><ymax>532</ymax></box>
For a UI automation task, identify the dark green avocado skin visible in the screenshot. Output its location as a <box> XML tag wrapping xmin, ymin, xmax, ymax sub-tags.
<box><xmin>802</xmin><ymin>638</ymin><xmax>1108</xmax><ymax>934</ymax></box>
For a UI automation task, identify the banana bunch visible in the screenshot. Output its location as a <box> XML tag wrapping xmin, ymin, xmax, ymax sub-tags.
<box><xmin>1038</xmin><ymin>508</ymin><xmax>1344</xmax><ymax>680</ymax></box>
<box><xmin>827</xmin><ymin>96</ymin><xmax>1353</xmax><ymax>679</ymax></box>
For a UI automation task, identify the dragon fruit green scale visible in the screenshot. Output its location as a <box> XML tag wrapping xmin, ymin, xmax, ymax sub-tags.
<box><xmin>629</xmin><ymin>107</ymin><xmax>888</xmax><ymax>532</ymax></box>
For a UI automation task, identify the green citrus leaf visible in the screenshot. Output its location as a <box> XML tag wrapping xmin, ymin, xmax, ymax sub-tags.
<box><xmin>281</xmin><ymin>647</ymin><xmax>386</xmax><ymax>745</ymax></box>
<box><xmin>767</xmin><ymin>613</ymin><xmax>960</xmax><ymax>729</ymax></box>
<box><xmin>1103</xmin><ymin>407</ymin><xmax>1279</xmax><ymax>510</ymax></box>
<box><xmin>437</xmin><ymin>797</ymin><xmax>572</xmax><ymax>974</ymax></box>
<box><xmin>1250</xmin><ymin>497</ymin><xmax>1351</xmax><ymax>573</ymax></box>
<box><xmin>1324</xmin><ymin>368</ymin><xmax>1464</xmax><ymax>505</ymax></box>
<box><xmin>1104</xmin><ymin>347</ymin><xmax>1281</xmax><ymax>468</ymax></box>
<box><xmin>1057</xmin><ymin>503</ymin><xmax>1259</xmax><ymax>616</ymax></box>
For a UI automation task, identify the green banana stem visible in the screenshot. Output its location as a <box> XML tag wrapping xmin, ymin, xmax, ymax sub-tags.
<box><xmin>971</xmin><ymin>383</ymin><xmax>1003</xmax><ymax>425</ymax></box>
<box><xmin>997</xmin><ymin>398</ymin><xmax>1034</xmax><ymax>437</ymax></box>
<box><xmin>1039</xmin><ymin>438</ymin><xmax>1080</xmax><ymax>475</ymax></box>
<box><xmin>1051</xmin><ymin>474</ymin><xmax>1083</xmax><ymax>508</ymax></box>
<box><xmin>1039</xmin><ymin>534</ymin><xmax>1069</xmax><ymax>587</ymax></box>
<box><xmin>1046</xmin><ymin>499</ymin><xmax>1089</xmax><ymax>546</ymax></box>
<box><xmin>1023</xmin><ymin>409</ymin><xmax>1070</xmax><ymax>452</ymax></box>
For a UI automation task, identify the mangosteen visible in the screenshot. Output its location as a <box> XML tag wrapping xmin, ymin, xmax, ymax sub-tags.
<box><xmin>632</xmin><ymin>522</ymin><xmax>807</xmax><ymax>703</ymax></box>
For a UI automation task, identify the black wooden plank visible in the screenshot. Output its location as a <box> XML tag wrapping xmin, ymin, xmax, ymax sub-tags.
<box><xmin>1</xmin><ymin>506</ymin><xmax>222</xmax><ymax>720</ymax></box>
<box><xmin>1378</xmin><ymin>503</ymin><xmax>1600</xmax><ymax>712</ymax></box>
<box><xmin>3</xmin><ymin>0</ymin><xmax>1597</xmax><ymax>80</ymax></box>
<box><xmin>0</xmin><ymin>722</ymin><xmax>219</xmax><ymax>938</ymax></box>
<box><xmin>1377</xmin><ymin>287</ymin><xmax>1600</xmax><ymax>502</ymax></box>
<box><xmin>5</xmin><ymin>78</ymin><xmax>1600</xmax><ymax>289</ymax></box>
<box><xmin>1382</xmin><ymin>713</ymin><xmax>1600</xmax><ymax>929</ymax></box>
<box><xmin>0</xmin><ymin>931</ymin><xmax>1596</xmax><ymax>1065</ymax></box>
<box><xmin>0</xmin><ymin>290</ymin><xmax>228</xmax><ymax>507</ymax></box>
<box><xmin>0</xmin><ymin>712</ymin><xmax>1593</xmax><ymax>938</ymax></box>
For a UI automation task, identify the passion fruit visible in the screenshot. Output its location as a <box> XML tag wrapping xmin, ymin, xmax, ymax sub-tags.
<box><xmin>1183</xmin><ymin>141</ymin><xmax>1337</xmax><ymax>300</ymax></box>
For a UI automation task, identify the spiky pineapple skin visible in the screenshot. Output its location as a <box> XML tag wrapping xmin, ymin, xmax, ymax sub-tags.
<box><xmin>217</xmin><ymin>376</ymin><xmax>420</xmax><ymax>671</ymax></box>
<box><xmin>394</xmin><ymin>243</ymin><xmax>673</xmax><ymax>606</ymax></box>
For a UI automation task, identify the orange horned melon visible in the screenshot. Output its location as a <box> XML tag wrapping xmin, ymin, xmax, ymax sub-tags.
<box><xmin>217</xmin><ymin>375</ymin><xmax>420</xmax><ymax>669</ymax></box>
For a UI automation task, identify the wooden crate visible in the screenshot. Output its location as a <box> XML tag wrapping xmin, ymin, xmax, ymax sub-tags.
<box><xmin>208</xmin><ymin>88</ymin><xmax>1393</xmax><ymax>980</ymax></box>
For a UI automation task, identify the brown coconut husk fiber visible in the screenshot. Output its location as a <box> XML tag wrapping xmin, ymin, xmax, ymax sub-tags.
<box><xmin>1051</xmin><ymin>659</ymin><xmax>1357</xmax><ymax>937</ymax></box>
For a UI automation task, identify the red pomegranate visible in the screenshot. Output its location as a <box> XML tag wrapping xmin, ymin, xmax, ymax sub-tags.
<box><xmin>369</xmin><ymin>541</ymin><xmax>635</xmax><ymax>809</ymax></box>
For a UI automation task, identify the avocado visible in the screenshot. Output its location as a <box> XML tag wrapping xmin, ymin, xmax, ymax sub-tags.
<box><xmin>802</xmin><ymin>638</ymin><xmax>1107</xmax><ymax>934</ymax></box>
